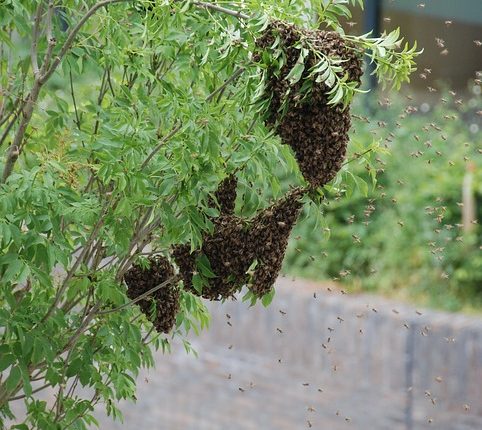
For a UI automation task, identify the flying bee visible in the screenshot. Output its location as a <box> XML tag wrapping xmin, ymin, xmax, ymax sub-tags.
<box><xmin>435</xmin><ymin>38</ymin><xmax>445</xmax><ymax>48</ymax></box>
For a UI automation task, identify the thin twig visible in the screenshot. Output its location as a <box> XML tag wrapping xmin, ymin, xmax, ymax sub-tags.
<box><xmin>193</xmin><ymin>1</ymin><xmax>249</xmax><ymax>20</ymax></box>
<box><xmin>8</xmin><ymin>383</ymin><xmax>52</xmax><ymax>401</ymax></box>
<box><xmin>0</xmin><ymin>110</ymin><xmax>19</xmax><ymax>147</ymax></box>
<box><xmin>31</xmin><ymin>3</ymin><xmax>45</xmax><ymax>78</ymax></box>
<box><xmin>69</xmin><ymin>69</ymin><xmax>81</xmax><ymax>130</ymax></box>
<box><xmin>206</xmin><ymin>67</ymin><xmax>245</xmax><ymax>102</ymax></box>
<box><xmin>342</xmin><ymin>147</ymin><xmax>374</xmax><ymax>166</ymax></box>
<box><xmin>142</xmin><ymin>325</ymin><xmax>156</xmax><ymax>343</ymax></box>
<box><xmin>97</xmin><ymin>275</ymin><xmax>181</xmax><ymax>315</ymax></box>
<box><xmin>39</xmin><ymin>1</ymin><xmax>56</xmax><ymax>76</ymax></box>
<box><xmin>140</xmin><ymin>123</ymin><xmax>182</xmax><ymax>169</ymax></box>
<box><xmin>0</xmin><ymin>97</ymin><xmax>21</xmax><ymax>128</ymax></box>
<box><xmin>41</xmin><ymin>200</ymin><xmax>111</xmax><ymax>323</ymax></box>
<box><xmin>41</xmin><ymin>0</ymin><xmax>131</xmax><ymax>83</ymax></box>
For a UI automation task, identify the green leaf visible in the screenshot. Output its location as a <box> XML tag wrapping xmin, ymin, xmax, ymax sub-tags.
<box><xmin>285</xmin><ymin>63</ymin><xmax>305</xmax><ymax>85</ymax></box>
<box><xmin>195</xmin><ymin>254</ymin><xmax>216</xmax><ymax>278</ymax></box>
<box><xmin>261</xmin><ymin>288</ymin><xmax>275</xmax><ymax>307</ymax></box>
<box><xmin>192</xmin><ymin>273</ymin><xmax>204</xmax><ymax>294</ymax></box>
<box><xmin>5</xmin><ymin>365</ymin><xmax>21</xmax><ymax>392</ymax></box>
<box><xmin>66</xmin><ymin>358</ymin><xmax>83</xmax><ymax>378</ymax></box>
<box><xmin>0</xmin><ymin>353</ymin><xmax>15</xmax><ymax>372</ymax></box>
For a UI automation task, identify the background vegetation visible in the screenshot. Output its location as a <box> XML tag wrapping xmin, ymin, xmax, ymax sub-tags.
<box><xmin>285</xmin><ymin>91</ymin><xmax>482</xmax><ymax>312</ymax></box>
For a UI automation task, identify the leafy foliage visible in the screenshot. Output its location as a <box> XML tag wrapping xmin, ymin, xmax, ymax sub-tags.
<box><xmin>0</xmin><ymin>1</ymin><xmax>419</xmax><ymax>428</ymax></box>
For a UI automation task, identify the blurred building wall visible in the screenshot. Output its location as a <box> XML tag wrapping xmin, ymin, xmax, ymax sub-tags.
<box><xmin>349</xmin><ymin>0</ymin><xmax>482</xmax><ymax>91</ymax></box>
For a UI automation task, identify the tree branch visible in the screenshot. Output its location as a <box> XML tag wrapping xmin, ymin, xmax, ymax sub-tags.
<box><xmin>31</xmin><ymin>2</ymin><xmax>45</xmax><ymax>78</ymax></box>
<box><xmin>1</xmin><ymin>0</ymin><xmax>132</xmax><ymax>183</ymax></box>
<box><xmin>192</xmin><ymin>1</ymin><xmax>249</xmax><ymax>20</ymax></box>
<box><xmin>140</xmin><ymin>122</ymin><xmax>182</xmax><ymax>169</ymax></box>
<box><xmin>69</xmin><ymin>69</ymin><xmax>81</xmax><ymax>130</ymax></box>
<box><xmin>39</xmin><ymin>1</ymin><xmax>57</xmax><ymax>76</ymax></box>
<box><xmin>42</xmin><ymin>0</ymin><xmax>132</xmax><ymax>84</ymax></box>
<box><xmin>98</xmin><ymin>274</ymin><xmax>181</xmax><ymax>315</ymax></box>
<box><xmin>9</xmin><ymin>383</ymin><xmax>52</xmax><ymax>401</ymax></box>
<box><xmin>41</xmin><ymin>200</ymin><xmax>111</xmax><ymax>323</ymax></box>
<box><xmin>206</xmin><ymin>67</ymin><xmax>245</xmax><ymax>102</ymax></box>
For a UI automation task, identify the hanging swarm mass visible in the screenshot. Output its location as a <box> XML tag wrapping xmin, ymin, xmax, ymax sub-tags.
<box><xmin>173</xmin><ymin>215</ymin><xmax>251</xmax><ymax>300</ymax></box>
<box><xmin>254</xmin><ymin>20</ymin><xmax>363</xmax><ymax>187</ymax></box>
<box><xmin>208</xmin><ymin>174</ymin><xmax>238</xmax><ymax>216</ymax></box>
<box><xmin>124</xmin><ymin>256</ymin><xmax>180</xmax><ymax>333</ymax></box>
<box><xmin>173</xmin><ymin>189</ymin><xmax>304</xmax><ymax>300</ymax></box>
<box><xmin>247</xmin><ymin>188</ymin><xmax>304</xmax><ymax>297</ymax></box>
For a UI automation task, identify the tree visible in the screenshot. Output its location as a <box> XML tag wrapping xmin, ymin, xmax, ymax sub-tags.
<box><xmin>0</xmin><ymin>1</ymin><xmax>419</xmax><ymax>428</ymax></box>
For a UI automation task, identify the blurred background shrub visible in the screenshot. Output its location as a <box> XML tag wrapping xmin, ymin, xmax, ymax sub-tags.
<box><xmin>283</xmin><ymin>91</ymin><xmax>481</xmax><ymax>312</ymax></box>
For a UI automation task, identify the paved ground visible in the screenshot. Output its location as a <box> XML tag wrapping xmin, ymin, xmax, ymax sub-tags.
<box><xmin>93</xmin><ymin>278</ymin><xmax>482</xmax><ymax>430</ymax></box>
<box><xmin>94</xmin><ymin>346</ymin><xmax>482</xmax><ymax>430</ymax></box>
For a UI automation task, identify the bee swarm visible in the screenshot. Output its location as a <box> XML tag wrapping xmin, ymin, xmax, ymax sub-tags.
<box><xmin>173</xmin><ymin>189</ymin><xmax>303</xmax><ymax>301</ymax></box>
<box><xmin>254</xmin><ymin>20</ymin><xmax>363</xmax><ymax>187</ymax></box>
<box><xmin>124</xmin><ymin>256</ymin><xmax>180</xmax><ymax>334</ymax></box>
<box><xmin>125</xmin><ymin>20</ymin><xmax>363</xmax><ymax>333</ymax></box>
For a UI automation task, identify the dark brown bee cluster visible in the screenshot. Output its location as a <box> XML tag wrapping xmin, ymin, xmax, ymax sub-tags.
<box><xmin>254</xmin><ymin>20</ymin><xmax>363</xmax><ymax>187</ymax></box>
<box><xmin>208</xmin><ymin>174</ymin><xmax>238</xmax><ymax>216</ymax></box>
<box><xmin>124</xmin><ymin>20</ymin><xmax>363</xmax><ymax>332</ymax></box>
<box><xmin>124</xmin><ymin>256</ymin><xmax>180</xmax><ymax>333</ymax></box>
<box><xmin>173</xmin><ymin>188</ymin><xmax>303</xmax><ymax>301</ymax></box>
<box><xmin>247</xmin><ymin>188</ymin><xmax>304</xmax><ymax>297</ymax></box>
<box><xmin>173</xmin><ymin>214</ymin><xmax>251</xmax><ymax>301</ymax></box>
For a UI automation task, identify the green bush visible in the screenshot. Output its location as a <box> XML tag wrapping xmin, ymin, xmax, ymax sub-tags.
<box><xmin>284</xmin><ymin>93</ymin><xmax>482</xmax><ymax>312</ymax></box>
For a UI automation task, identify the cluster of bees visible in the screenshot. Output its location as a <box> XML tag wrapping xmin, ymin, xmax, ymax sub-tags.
<box><xmin>124</xmin><ymin>255</ymin><xmax>179</xmax><ymax>334</ymax></box>
<box><xmin>255</xmin><ymin>20</ymin><xmax>363</xmax><ymax>187</ymax></box>
<box><xmin>124</xmin><ymin>21</ymin><xmax>365</xmax><ymax>333</ymax></box>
